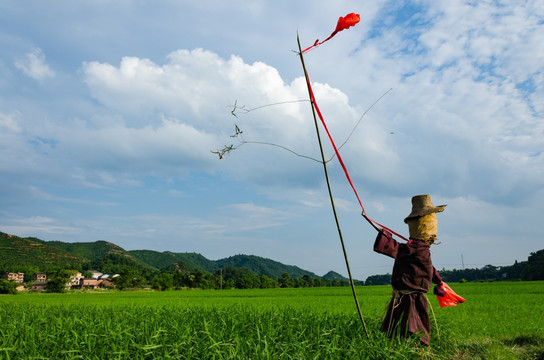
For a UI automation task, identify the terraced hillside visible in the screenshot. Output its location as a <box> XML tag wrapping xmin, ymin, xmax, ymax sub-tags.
<box><xmin>0</xmin><ymin>232</ymin><xmax>86</xmax><ymax>270</ymax></box>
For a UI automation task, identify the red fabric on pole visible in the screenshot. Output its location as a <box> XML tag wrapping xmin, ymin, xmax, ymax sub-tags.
<box><xmin>303</xmin><ymin>70</ymin><xmax>408</xmax><ymax>242</ymax></box>
<box><xmin>299</xmin><ymin>13</ymin><xmax>407</xmax><ymax>241</ymax></box>
<box><xmin>302</xmin><ymin>13</ymin><xmax>361</xmax><ymax>53</ymax></box>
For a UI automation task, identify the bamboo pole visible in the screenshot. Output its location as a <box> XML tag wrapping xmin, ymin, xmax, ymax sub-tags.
<box><xmin>297</xmin><ymin>34</ymin><xmax>368</xmax><ymax>337</ymax></box>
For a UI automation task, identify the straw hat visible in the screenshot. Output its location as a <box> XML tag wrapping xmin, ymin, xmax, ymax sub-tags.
<box><xmin>404</xmin><ymin>194</ymin><xmax>447</xmax><ymax>223</ymax></box>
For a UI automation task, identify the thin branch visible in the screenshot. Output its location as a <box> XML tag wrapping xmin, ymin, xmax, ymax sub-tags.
<box><xmin>225</xmin><ymin>88</ymin><xmax>391</xmax><ymax>163</ymax></box>
<box><xmin>230</xmin><ymin>99</ymin><xmax>309</xmax><ymax>117</ymax></box>
<box><xmin>237</xmin><ymin>140</ymin><xmax>323</xmax><ymax>163</ymax></box>
<box><xmin>337</xmin><ymin>88</ymin><xmax>393</xmax><ymax>150</ymax></box>
<box><xmin>324</xmin><ymin>87</ymin><xmax>393</xmax><ymax>162</ymax></box>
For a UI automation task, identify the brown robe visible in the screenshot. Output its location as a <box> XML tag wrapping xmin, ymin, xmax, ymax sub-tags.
<box><xmin>374</xmin><ymin>229</ymin><xmax>442</xmax><ymax>345</ymax></box>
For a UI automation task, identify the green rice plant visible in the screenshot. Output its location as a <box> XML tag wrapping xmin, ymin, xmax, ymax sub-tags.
<box><xmin>0</xmin><ymin>303</ymin><xmax>428</xmax><ymax>359</ymax></box>
<box><xmin>0</xmin><ymin>282</ymin><xmax>542</xmax><ymax>359</ymax></box>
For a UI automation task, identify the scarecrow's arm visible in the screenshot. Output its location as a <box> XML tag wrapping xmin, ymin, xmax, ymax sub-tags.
<box><xmin>432</xmin><ymin>267</ymin><xmax>445</xmax><ymax>297</ymax></box>
<box><xmin>372</xmin><ymin>228</ymin><xmax>399</xmax><ymax>259</ymax></box>
<box><xmin>432</xmin><ymin>267</ymin><xmax>443</xmax><ymax>284</ymax></box>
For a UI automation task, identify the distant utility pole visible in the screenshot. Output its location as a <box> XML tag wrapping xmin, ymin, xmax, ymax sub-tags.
<box><xmin>220</xmin><ymin>268</ymin><xmax>223</xmax><ymax>290</ymax></box>
<box><xmin>461</xmin><ymin>254</ymin><xmax>465</xmax><ymax>270</ymax></box>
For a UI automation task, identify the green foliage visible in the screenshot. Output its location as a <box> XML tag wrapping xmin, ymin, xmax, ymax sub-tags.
<box><xmin>259</xmin><ymin>274</ymin><xmax>278</xmax><ymax>288</ymax></box>
<box><xmin>46</xmin><ymin>269</ymin><xmax>75</xmax><ymax>293</ymax></box>
<box><xmin>366</xmin><ymin>253</ymin><xmax>542</xmax><ymax>284</ymax></box>
<box><xmin>90</xmin><ymin>253</ymin><xmax>157</xmax><ymax>279</ymax></box>
<box><xmin>278</xmin><ymin>272</ymin><xmax>293</xmax><ymax>288</ymax></box>
<box><xmin>522</xmin><ymin>249</ymin><xmax>544</xmax><ymax>280</ymax></box>
<box><xmin>0</xmin><ymin>279</ymin><xmax>18</xmax><ymax>294</ymax></box>
<box><xmin>365</xmin><ymin>273</ymin><xmax>392</xmax><ymax>285</ymax></box>
<box><xmin>150</xmin><ymin>272</ymin><xmax>174</xmax><ymax>291</ymax></box>
<box><xmin>172</xmin><ymin>268</ymin><xmax>213</xmax><ymax>289</ymax></box>
<box><xmin>113</xmin><ymin>268</ymin><xmax>145</xmax><ymax>290</ymax></box>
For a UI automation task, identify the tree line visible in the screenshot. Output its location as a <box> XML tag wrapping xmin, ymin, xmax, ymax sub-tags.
<box><xmin>1</xmin><ymin>265</ymin><xmax>357</xmax><ymax>294</ymax></box>
<box><xmin>119</xmin><ymin>266</ymin><xmax>358</xmax><ymax>291</ymax></box>
<box><xmin>365</xmin><ymin>249</ymin><xmax>544</xmax><ymax>285</ymax></box>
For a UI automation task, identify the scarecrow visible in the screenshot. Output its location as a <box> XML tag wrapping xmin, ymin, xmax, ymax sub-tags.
<box><xmin>372</xmin><ymin>194</ymin><xmax>447</xmax><ymax>346</ymax></box>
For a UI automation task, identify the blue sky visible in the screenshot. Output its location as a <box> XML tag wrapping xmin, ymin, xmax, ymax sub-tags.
<box><xmin>1</xmin><ymin>1</ymin><xmax>543</xmax><ymax>279</ymax></box>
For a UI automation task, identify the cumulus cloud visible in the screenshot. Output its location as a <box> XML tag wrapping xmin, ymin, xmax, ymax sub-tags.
<box><xmin>79</xmin><ymin>49</ymin><xmax>338</xmax><ymax>183</ymax></box>
<box><xmin>1</xmin><ymin>35</ymin><xmax>526</xmax><ymax>207</ymax></box>
<box><xmin>14</xmin><ymin>48</ymin><xmax>54</xmax><ymax>81</ymax></box>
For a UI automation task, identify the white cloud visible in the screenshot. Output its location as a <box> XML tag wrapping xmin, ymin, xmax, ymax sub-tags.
<box><xmin>0</xmin><ymin>111</ymin><xmax>22</xmax><ymax>133</ymax></box>
<box><xmin>3</xmin><ymin>35</ymin><xmax>530</xmax><ymax>205</ymax></box>
<box><xmin>1</xmin><ymin>216</ymin><xmax>78</xmax><ymax>235</ymax></box>
<box><xmin>14</xmin><ymin>48</ymin><xmax>54</xmax><ymax>81</ymax></box>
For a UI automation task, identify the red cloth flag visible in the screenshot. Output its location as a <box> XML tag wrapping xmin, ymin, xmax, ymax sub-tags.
<box><xmin>302</xmin><ymin>13</ymin><xmax>361</xmax><ymax>53</ymax></box>
<box><xmin>436</xmin><ymin>282</ymin><xmax>466</xmax><ymax>308</ymax></box>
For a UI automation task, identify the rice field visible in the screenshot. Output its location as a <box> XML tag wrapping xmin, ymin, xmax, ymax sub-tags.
<box><xmin>0</xmin><ymin>281</ymin><xmax>542</xmax><ymax>359</ymax></box>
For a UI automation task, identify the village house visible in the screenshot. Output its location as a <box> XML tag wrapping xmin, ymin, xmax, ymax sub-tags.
<box><xmin>77</xmin><ymin>278</ymin><xmax>112</xmax><ymax>289</ymax></box>
<box><xmin>89</xmin><ymin>270</ymin><xmax>103</xmax><ymax>279</ymax></box>
<box><xmin>78</xmin><ymin>278</ymin><xmax>101</xmax><ymax>289</ymax></box>
<box><xmin>100</xmin><ymin>278</ymin><xmax>115</xmax><ymax>288</ymax></box>
<box><xmin>31</xmin><ymin>281</ymin><xmax>47</xmax><ymax>291</ymax></box>
<box><xmin>30</xmin><ymin>273</ymin><xmax>47</xmax><ymax>291</ymax></box>
<box><xmin>68</xmin><ymin>272</ymin><xmax>84</xmax><ymax>288</ymax></box>
<box><xmin>33</xmin><ymin>273</ymin><xmax>47</xmax><ymax>282</ymax></box>
<box><xmin>4</xmin><ymin>272</ymin><xmax>24</xmax><ymax>283</ymax></box>
<box><xmin>98</xmin><ymin>273</ymin><xmax>119</xmax><ymax>280</ymax></box>
<box><xmin>10</xmin><ymin>271</ymin><xmax>120</xmax><ymax>291</ymax></box>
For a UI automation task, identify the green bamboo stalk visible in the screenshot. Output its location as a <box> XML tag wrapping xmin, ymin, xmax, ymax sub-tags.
<box><xmin>296</xmin><ymin>33</ymin><xmax>368</xmax><ymax>337</ymax></box>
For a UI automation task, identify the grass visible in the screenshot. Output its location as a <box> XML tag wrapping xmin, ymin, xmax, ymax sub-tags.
<box><xmin>0</xmin><ymin>282</ymin><xmax>542</xmax><ymax>359</ymax></box>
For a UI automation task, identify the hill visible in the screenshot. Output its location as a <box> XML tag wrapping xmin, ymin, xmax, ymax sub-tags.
<box><xmin>216</xmin><ymin>254</ymin><xmax>318</xmax><ymax>279</ymax></box>
<box><xmin>0</xmin><ymin>232</ymin><xmax>323</xmax><ymax>280</ymax></box>
<box><xmin>0</xmin><ymin>232</ymin><xmax>156</xmax><ymax>277</ymax></box>
<box><xmin>0</xmin><ymin>232</ymin><xmax>85</xmax><ymax>271</ymax></box>
<box><xmin>128</xmin><ymin>250</ymin><xmax>219</xmax><ymax>273</ymax></box>
<box><xmin>128</xmin><ymin>250</ymin><xmax>319</xmax><ymax>279</ymax></box>
<box><xmin>33</xmin><ymin>239</ymin><xmax>127</xmax><ymax>262</ymax></box>
<box><xmin>322</xmin><ymin>271</ymin><xmax>348</xmax><ymax>281</ymax></box>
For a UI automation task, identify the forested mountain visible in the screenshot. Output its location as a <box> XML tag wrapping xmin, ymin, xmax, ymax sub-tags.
<box><xmin>128</xmin><ymin>251</ymin><xmax>317</xmax><ymax>280</ymax></box>
<box><xmin>216</xmin><ymin>254</ymin><xmax>317</xmax><ymax>279</ymax></box>
<box><xmin>0</xmin><ymin>232</ymin><xmax>321</xmax><ymax>280</ymax></box>
<box><xmin>128</xmin><ymin>250</ymin><xmax>220</xmax><ymax>273</ymax></box>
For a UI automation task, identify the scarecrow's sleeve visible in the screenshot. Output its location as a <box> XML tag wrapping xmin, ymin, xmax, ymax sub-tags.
<box><xmin>432</xmin><ymin>266</ymin><xmax>443</xmax><ymax>285</ymax></box>
<box><xmin>373</xmin><ymin>229</ymin><xmax>399</xmax><ymax>259</ymax></box>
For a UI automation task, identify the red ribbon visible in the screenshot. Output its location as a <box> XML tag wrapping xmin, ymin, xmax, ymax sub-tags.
<box><xmin>302</xmin><ymin>13</ymin><xmax>361</xmax><ymax>53</ymax></box>
<box><xmin>303</xmin><ymin>70</ymin><xmax>409</xmax><ymax>242</ymax></box>
<box><xmin>299</xmin><ymin>12</ymin><xmax>408</xmax><ymax>241</ymax></box>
